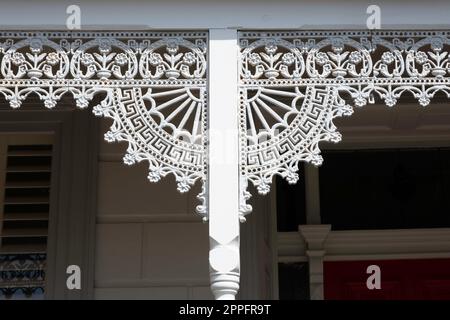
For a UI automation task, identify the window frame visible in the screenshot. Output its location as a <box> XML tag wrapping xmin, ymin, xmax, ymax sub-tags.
<box><xmin>0</xmin><ymin>107</ymin><xmax>98</xmax><ymax>299</ymax></box>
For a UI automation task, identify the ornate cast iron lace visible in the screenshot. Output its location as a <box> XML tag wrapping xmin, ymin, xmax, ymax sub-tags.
<box><xmin>0</xmin><ymin>31</ymin><xmax>208</xmax><ymax>219</ymax></box>
<box><xmin>0</xmin><ymin>254</ymin><xmax>46</xmax><ymax>299</ymax></box>
<box><xmin>2</xmin><ymin>30</ymin><xmax>450</xmax><ymax>220</ymax></box>
<box><xmin>239</xmin><ymin>30</ymin><xmax>450</xmax><ymax>216</ymax></box>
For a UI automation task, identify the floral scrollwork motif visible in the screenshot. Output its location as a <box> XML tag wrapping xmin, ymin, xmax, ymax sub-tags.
<box><xmin>306</xmin><ymin>37</ymin><xmax>373</xmax><ymax>79</ymax></box>
<box><xmin>241</xmin><ymin>38</ymin><xmax>305</xmax><ymax>80</ymax></box>
<box><xmin>406</xmin><ymin>36</ymin><xmax>450</xmax><ymax>78</ymax></box>
<box><xmin>1</xmin><ymin>37</ymin><xmax>70</xmax><ymax>80</ymax></box>
<box><xmin>71</xmin><ymin>37</ymin><xmax>138</xmax><ymax>80</ymax></box>
<box><xmin>140</xmin><ymin>38</ymin><xmax>207</xmax><ymax>80</ymax></box>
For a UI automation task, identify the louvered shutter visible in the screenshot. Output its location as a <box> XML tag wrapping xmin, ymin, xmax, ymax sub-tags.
<box><xmin>0</xmin><ymin>137</ymin><xmax>53</xmax><ymax>300</ymax></box>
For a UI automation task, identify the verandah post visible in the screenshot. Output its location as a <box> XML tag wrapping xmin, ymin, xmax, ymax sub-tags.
<box><xmin>208</xmin><ymin>28</ymin><xmax>240</xmax><ymax>300</ymax></box>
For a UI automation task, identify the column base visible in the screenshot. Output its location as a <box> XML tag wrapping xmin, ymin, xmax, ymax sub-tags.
<box><xmin>210</xmin><ymin>272</ymin><xmax>240</xmax><ymax>300</ymax></box>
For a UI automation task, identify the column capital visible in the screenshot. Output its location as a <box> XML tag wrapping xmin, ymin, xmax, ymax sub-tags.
<box><xmin>299</xmin><ymin>224</ymin><xmax>331</xmax><ymax>251</ymax></box>
<box><xmin>298</xmin><ymin>224</ymin><xmax>331</xmax><ymax>300</ymax></box>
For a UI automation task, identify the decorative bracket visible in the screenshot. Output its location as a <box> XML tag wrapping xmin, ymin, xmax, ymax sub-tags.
<box><xmin>238</xmin><ymin>30</ymin><xmax>450</xmax><ymax>216</ymax></box>
<box><xmin>0</xmin><ymin>31</ymin><xmax>209</xmax><ymax>219</ymax></box>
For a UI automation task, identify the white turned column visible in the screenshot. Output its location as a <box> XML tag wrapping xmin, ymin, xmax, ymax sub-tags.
<box><xmin>299</xmin><ymin>225</ymin><xmax>331</xmax><ymax>300</ymax></box>
<box><xmin>208</xmin><ymin>29</ymin><xmax>240</xmax><ymax>300</ymax></box>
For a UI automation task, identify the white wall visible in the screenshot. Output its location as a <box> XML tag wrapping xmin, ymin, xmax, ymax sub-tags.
<box><xmin>94</xmin><ymin>119</ymin><xmax>213</xmax><ymax>299</ymax></box>
<box><xmin>0</xmin><ymin>0</ymin><xmax>449</xmax><ymax>30</ymax></box>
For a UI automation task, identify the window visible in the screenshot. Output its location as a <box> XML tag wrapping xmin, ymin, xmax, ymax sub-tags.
<box><xmin>276</xmin><ymin>164</ymin><xmax>307</xmax><ymax>232</ymax></box>
<box><xmin>275</xmin><ymin>163</ymin><xmax>310</xmax><ymax>299</ymax></box>
<box><xmin>0</xmin><ymin>134</ymin><xmax>53</xmax><ymax>299</ymax></box>
<box><xmin>319</xmin><ymin>148</ymin><xmax>450</xmax><ymax>230</ymax></box>
<box><xmin>278</xmin><ymin>262</ymin><xmax>309</xmax><ymax>300</ymax></box>
<box><xmin>274</xmin><ymin>147</ymin><xmax>450</xmax><ymax>300</ymax></box>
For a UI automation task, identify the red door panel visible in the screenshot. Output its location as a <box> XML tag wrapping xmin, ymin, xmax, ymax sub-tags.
<box><xmin>324</xmin><ymin>258</ymin><xmax>450</xmax><ymax>300</ymax></box>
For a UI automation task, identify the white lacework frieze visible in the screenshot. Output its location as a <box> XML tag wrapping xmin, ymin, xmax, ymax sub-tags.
<box><xmin>238</xmin><ymin>30</ymin><xmax>450</xmax><ymax>217</ymax></box>
<box><xmin>0</xmin><ymin>32</ymin><xmax>206</xmax><ymax>82</ymax></box>
<box><xmin>240</xmin><ymin>30</ymin><xmax>450</xmax><ymax>85</ymax></box>
<box><xmin>0</xmin><ymin>31</ymin><xmax>208</xmax><ymax>219</ymax></box>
